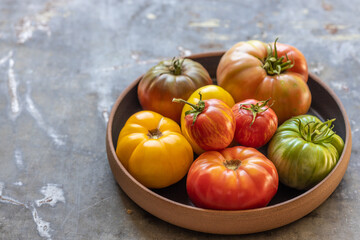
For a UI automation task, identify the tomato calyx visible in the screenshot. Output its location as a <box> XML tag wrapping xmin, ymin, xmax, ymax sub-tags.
<box><xmin>223</xmin><ymin>159</ymin><xmax>241</xmax><ymax>171</ymax></box>
<box><xmin>262</xmin><ymin>38</ymin><xmax>294</xmax><ymax>76</ymax></box>
<box><xmin>239</xmin><ymin>98</ymin><xmax>273</xmax><ymax>127</ymax></box>
<box><xmin>168</xmin><ymin>57</ymin><xmax>185</xmax><ymax>75</ymax></box>
<box><xmin>173</xmin><ymin>92</ymin><xmax>205</xmax><ymax>125</ymax></box>
<box><xmin>297</xmin><ymin>118</ymin><xmax>336</xmax><ymax>144</ymax></box>
<box><xmin>147</xmin><ymin>128</ymin><xmax>163</xmax><ymax>139</ymax></box>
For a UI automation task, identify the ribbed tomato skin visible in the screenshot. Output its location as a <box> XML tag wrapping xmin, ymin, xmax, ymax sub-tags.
<box><xmin>184</xmin><ymin>99</ymin><xmax>235</xmax><ymax>151</ymax></box>
<box><xmin>217</xmin><ymin>40</ymin><xmax>311</xmax><ymax>123</ymax></box>
<box><xmin>137</xmin><ymin>59</ymin><xmax>212</xmax><ymax>122</ymax></box>
<box><xmin>186</xmin><ymin>146</ymin><xmax>279</xmax><ymax>210</ymax></box>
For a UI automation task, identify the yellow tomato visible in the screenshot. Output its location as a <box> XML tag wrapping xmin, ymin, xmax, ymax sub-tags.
<box><xmin>180</xmin><ymin>85</ymin><xmax>235</xmax><ymax>155</ymax></box>
<box><xmin>116</xmin><ymin>110</ymin><xmax>193</xmax><ymax>188</ymax></box>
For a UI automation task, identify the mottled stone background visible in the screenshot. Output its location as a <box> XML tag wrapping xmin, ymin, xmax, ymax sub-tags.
<box><xmin>0</xmin><ymin>0</ymin><xmax>359</xmax><ymax>239</ymax></box>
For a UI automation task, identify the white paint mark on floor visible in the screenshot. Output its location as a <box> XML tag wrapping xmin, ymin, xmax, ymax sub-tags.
<box><xmin>14</xmin><ymin>148</ymin><xmax>24</xmax><ymax>169</ymax></box>
<box><xmin>204</xmin><ymin>32</ymin><xmax>231</xmax><ymax>41</ymax></box>
<box><xmin>189</xmin><ymin>19</ymin><xmax>220</xmax><ymax>28</ymax></box>
<box><xmin>31</xmin><ymin>206</ymin><xmax>52</xmax><ymax>239</ymax></box>
<box><xmin>25</xmin><ymin>83</ymin><xmax>66</xmax><ymax>146</ymax></box>
<box><xmin>102</xmin><ymin>110</ymin><xmax>109</xmax><ymax>125</ymax></box>
<box><xmin>13</xmin><ymin>181</ymin><xmax>23</xmax><ymax>186</ymax></box>
<box><xmin>0</xmin><ymin>51</ymin><xmax>13</xmax><ymax>66</ymax></box>
<box><xmin>146</xmin><ymin>13</ymin><xmax>157</xmax><ymax>20</ymax></box>
<box><xmin>0</xmin><ymin>184</ymin><xmax>54</xmax><ymax>239</ymax></box>
<box><xmin>0</xmin><ymin>182</ymin><xmax>4</xmax><ymax>195</ymax></box>
<box><xmin>15</xmin><ymin>0</ymin><xmax>69</xmax><ymax>44</ymax></box>
<box><xmin>8</xmin><ymin>58</ymin><xmax>20</xmax><ymax>117</ymax></box>
<box><xmin>177</xmin><ymin>46</ymin><xmax>192</xmax><ymax>57</ymax></box>
<box><xmin>15</xmin><ymin>17</ymin><xmax>35</xmax><ymax>44</ymax></box>
<box><xmin>330</xmin><ymin>82</ymin><xmax>349</xmax><ymax>92</ymax></box>
<box><xmin>36</xmin><ymin>184</ymin><xmax>65</xmax><ymax>207</ymax></box>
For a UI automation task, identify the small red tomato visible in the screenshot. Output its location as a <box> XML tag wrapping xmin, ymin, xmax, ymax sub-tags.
<box><xmin>173</xmin><ymin>93</ymin><xmax>235</xmax><ymax>151</ymax></box>
<box><xmin>186</xmin><ymin>146</ymin><xmax>279</xmax><ymax>210</ymax></box>
<box><xmin>232</xmin><ymin>99</ymin><xmax>278</xmax><ymax>148</ymax></box>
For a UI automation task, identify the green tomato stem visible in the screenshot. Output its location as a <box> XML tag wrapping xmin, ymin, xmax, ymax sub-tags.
<box><xmin>147</xmin><ymin>128</ymin><xmax>163</xmax><ymax>139</ymax></box>
<box><xmin>262</xmin><ymin>38</ymin><xmax>294</xmax><ymax>75</ymax></box>
<box><xmin>223</xmin><ymin>159</ymin><xmax>241</xmax><ymax>171</ymax></box>
<box><xmin>238</xmin><ymin>98</ymin><xmax>273</xmax><ymax>126</ymax></box>
<box><xmin>172</xmin><ymin>92</ymin><xmax>205</xmax><ymax>125</ymax></box>
<box><xmin>168</xmin><ymin>57</ymin><xmax>185</xmax><ymax>75</ymax></box>
<box><xmin>297</xmin><ymin>118</ymin><xmax>336</xmax><ymax>144</ymax></box>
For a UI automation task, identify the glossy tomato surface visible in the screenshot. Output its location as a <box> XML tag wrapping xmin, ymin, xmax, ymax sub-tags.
<box><xmin>217</xmin><ymin>40</ymin><xmax>311</xmax><ymax>123</ymax></box>
<box><xmin>232</xmin><ymin>99</ymin><xmax>278</xmax><ymax>148</ymax></box>
<box><xmin>116</xmin><ymin>111</ymin><xmax>193</xmax><ymax>189</ymax></box>
<box><xmin>180</xmin><ymin>85</ymin><xmax>235</xmax><ymax>155</ymax></box>
<box><xmin>186</xmin><ymin>146</ymin><xmax>279</xmax><ymax>210</ymax></box>
<box><xmin>138</xmin><ymin>58</ymin><xmax>212</xmax><ymax>122</ymax></box>
<box><xmin>183</xmin><ymin>98</ymin><xmax>235</xmax><ymax>151</ymax></box>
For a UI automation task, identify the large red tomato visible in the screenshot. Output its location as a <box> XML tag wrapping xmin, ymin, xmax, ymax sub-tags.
<box><xmin>217</xmin><ymin>39</ymin><xmax>311</xmax><ymax>123</ymax></box>
<box><xmin>173</xmin><ymin>93</ymin><xmax>235</xmax><ymax>151</ymax></box>
<box><xmin>232</xmin><ymin>99</ymin><xmax>278</xmax><ymax>148</ymax></box>
<box><xmin>186</xmin><ymin>146</ymin><xmax>279</xmax><ymax>210</ymax></box>
<box><xmin>138</xmin><ymin>58</ymin><xmax>212</xmax><ymax>122</ymax></box>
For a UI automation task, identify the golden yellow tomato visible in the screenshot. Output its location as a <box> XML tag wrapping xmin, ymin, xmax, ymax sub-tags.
<box><xmin>116</xmin><ymin>111</ymin><xmax>193</xmax><ymax>188</ymax></box>
<box><xmin>180</xmin><ymin>85</ymin><xmax>235</xmax><ymax>155</ymax></box>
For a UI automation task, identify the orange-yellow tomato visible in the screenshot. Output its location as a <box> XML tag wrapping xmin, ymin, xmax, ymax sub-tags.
<box><xmin>116</xmin><ymin>111</ymin><xmax>193</xmax><ymax>188</ymax></box>
<box><xmin>180</xmin><ymin>85</ymin><xmax>235</xmax><ymax>155</ymax></box>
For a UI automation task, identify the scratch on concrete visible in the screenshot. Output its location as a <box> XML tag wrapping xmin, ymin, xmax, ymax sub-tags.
<box><xmin>26</xmin><ymin>81</ymin><xmax>66</xmax><ymax>146</ymax></box>
<box><xmin>79</xmin><ymin>196</ymin><xmax>113</xmax><ymax>213</ymax></box>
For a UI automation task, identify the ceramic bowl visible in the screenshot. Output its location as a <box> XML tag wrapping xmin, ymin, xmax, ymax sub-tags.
<box><xmin>106</xmin><ymin>52</ymin><xmax>352</xmax><ymax>234</ymax></box>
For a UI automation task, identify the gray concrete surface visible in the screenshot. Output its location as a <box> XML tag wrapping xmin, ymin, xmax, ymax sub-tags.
<box><xmin>0</xmin><ymin>0</ymin><xmax>359</xmax><ymax>239</ymax></box>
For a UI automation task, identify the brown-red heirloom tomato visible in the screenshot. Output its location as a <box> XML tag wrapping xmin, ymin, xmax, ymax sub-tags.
<box><xmin>138</xmin><ymin>58</ymin><xmax>212</xmax><ymax>122</ymax></box>
<box><xmin>186</xmin><ymin>146</ymin><xmax>279</xmax><ymax>210</ymax></box>
<box><xmin>217</xmin><ymin>38</ymin><xmax>311</xmax><ymax>123</ymax></box>
<box><xmin>232</xmin><ymin>99</ymin><xmax>278</xmax><ymax>148</ymax></box>
<box><xmin>173</xmin><ymin>93</ymin><xmax>235</xmax><ymax>151</ymax></box>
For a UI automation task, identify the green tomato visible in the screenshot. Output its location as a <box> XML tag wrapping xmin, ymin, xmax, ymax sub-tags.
<box><xmin>267</xmin><ymin>115</ymin><xmax>344</xmax><ymax>190</ymax></box>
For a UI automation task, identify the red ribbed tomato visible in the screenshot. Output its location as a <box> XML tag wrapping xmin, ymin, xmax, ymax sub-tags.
<box><xmin>173</xmin><ymin>93</ymin><xmax>235</xmax><ymax>151</ymax></box>
<box><xmin>186</xmin><ymin>146</ymin><xmax>279</xmax><ymax>210</ymax></box>
<box><xmin>217</xmin><ymin>39</ymin><xmax>311</xmax><ymax>123</ymax></box>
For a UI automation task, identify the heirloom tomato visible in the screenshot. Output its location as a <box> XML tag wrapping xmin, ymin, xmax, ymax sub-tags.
<box><xmin>116</xmin><ymin>111</ymin><xmax>193</xmax><ymax>189</ymax></box>
<box><xmin>173</xmin><ymin>93</ymin><xmax>235</xmax><ymax>152</ymax></box>
<box><xmin>232</xmin><ymin>99</ymin><xmax>278</xmax><ymax>148</ymax></box>
<box><xmin>137</xmin><ymin>58</ymin><xmax>212</xmax><ymax>122</ymax></box>
<box><xmin>267</xmin><ymin>115</ymin><xmax>344</xmax><ymax>190</ymax></box>
<box><xmin>180</xmin><ymin>85</ymin><xmax>235</xmax><ymax>155</ymax></box>
<box><xmin>186</xmin><ymin>146</ymin><xmax>279</xmax><ymax>210</ymax></box>
<box><xmin>217</xmin><ymin>38</ymin><xmax>311</xmax><ymax>123</ymax></box>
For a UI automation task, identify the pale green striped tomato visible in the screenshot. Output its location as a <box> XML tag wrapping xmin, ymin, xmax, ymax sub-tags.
<box><xmin>267</xmin><ymin>115</ymin><xmax>344</xmax><ymax>190</ymax></box>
